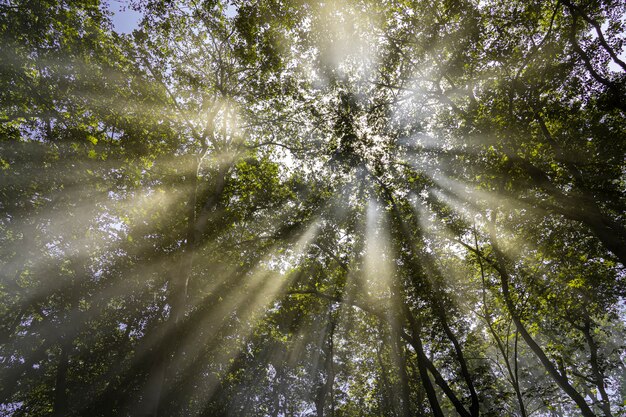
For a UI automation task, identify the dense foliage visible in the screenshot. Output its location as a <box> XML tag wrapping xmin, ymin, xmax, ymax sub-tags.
<box><xmin>1</xmin><ymin>1</ymin><xmax>625</xmax><ymax>416</ymax></box>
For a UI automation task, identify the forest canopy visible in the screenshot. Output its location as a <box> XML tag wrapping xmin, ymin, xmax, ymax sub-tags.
<box><xmin>1</xmin><ymin>0</ymin><xmax>626</xmax><ymax>416</ymax></box>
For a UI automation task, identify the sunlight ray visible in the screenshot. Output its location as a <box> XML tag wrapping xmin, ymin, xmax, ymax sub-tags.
<box><xmin>132</xmin><ymin>220</ymin><xmax>322</xmax><ymax>413</ymax></box>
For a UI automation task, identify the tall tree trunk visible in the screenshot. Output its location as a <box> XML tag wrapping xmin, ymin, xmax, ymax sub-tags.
<box><xmin>375</xmin><ymin>341</ymin><xmax>397</xmax><ymax>417</ymax></box>
<box><xmin>487</xmin><ymin>217</ymin><xmax>597</xmax><ymax>417</ymax></box>
<box><xmin>139</xmin><ymin>155</ymin><xmax>231</xmax><ymax>417</ymax></box>
<box><xmin>403</xmin><ymin>311</ymin><xmax>447</xmax><ymax>417</ymax></box>
<box><xmin>315</xmin><ymin>312</ymin><xmax>336</xmax><ymax>417</ymax></box>
<box><xmin>52</xmin><ymin>342</ymin><xmax>69</xmax><ymax>417</ymax></box>
<box><xmin>476</xmin><ymin>229</ymin><xmax>527</xmax><ymax>417</ymax></box>
<box><xmin>377</xmin><ymin>175</ymin><xmax>480</xmax><ymax>416</ymax></box>
<box><xmin>432</xmin><ymin>301</ymin><xmax>480</xmax><ymax>417</ymax></box>
<box><xmin>581</xmin><ymin>319</ymin><xmax>613</xmax><ymax>417</ymax></box>
<box><xmin>390</xmin><ymin>321</ymin><xmax>412</xmax><ymax>417</ymax></box>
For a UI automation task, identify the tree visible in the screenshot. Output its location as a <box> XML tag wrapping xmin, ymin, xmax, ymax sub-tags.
<box><xmin>1</xmin><ymin>0</ymin><xmax>625</xmax><ymax>416</ymax></box>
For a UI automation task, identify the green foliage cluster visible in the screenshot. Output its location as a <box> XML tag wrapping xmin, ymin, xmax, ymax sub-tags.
<box><xmin>1</xmin><ymin>1</ymin><xmax>625</xmax><ymax>416</ymax></box>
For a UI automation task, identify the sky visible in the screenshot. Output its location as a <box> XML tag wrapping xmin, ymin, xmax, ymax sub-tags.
<box><xmin>106</xmin><ymin>1</ymin><xmax>238</xmax><ymax>34</ymax></box>
<box><xmin>106</xmin><ymin>0</ymin><xmax>143</xmax><ymax>34</ymax></box>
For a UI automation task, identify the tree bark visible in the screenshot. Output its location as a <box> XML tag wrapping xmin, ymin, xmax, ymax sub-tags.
<box><xmin>315</xmin><ymin>316</ymin><xmax>336</xmax><ymax>417</ymax></box>
<box><xmin>581</xmin><ymin>320</ymin><xmax>613</xmax><ymax>417</ymax></box>
<box><xmin>52</xmin><ymin>341</ymin><xmax>70</xmax><ymax>417</ymax></box>
<box><xmin>403</xmin><ymin>311</ymin><xmax>448</xmax><ymax>417</ymax></box>
<box><xmin>140</xmin><ymin>154</ymin><xmax>232</xmax><ymax>417</ymax></box>
<box><xmin>476</xmin><ymin>229</ymin><xmax>527</xmax><ymax>417</ymax></box>
<box><xmin>487</xmin><ymin>218</ymin><xmax>597</xmax><ymax>417</ymax></box>
<box><xmin>433</xmin><ymin>302</ymin><xmax>480</xmax><ymax>417</ymax></box>
<box><xmin>391</xmin><ymin>321</ymin><xmax>413</xmax><ymax>417</ymax></box>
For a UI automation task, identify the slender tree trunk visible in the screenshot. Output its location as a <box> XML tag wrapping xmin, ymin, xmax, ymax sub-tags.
<box><xmin>581</xmin><ymin>320</ymin><xmax>613</xmax><ymax>417</ymax></box>
<box><xmin>390</xmin><ymin>321</ymin><xmax>412</xmax><ymax>417</ymax></box>
<box><xmin>315</xmin><ymin>314</ymin><xmax>336</xmax><ymax>417</ymax></box>
<box><xmin>140</xmin><ymin>155</ymin><xmax>231</xmax><ymax>417</ymax></box>
<box><xmin>476</xmin><ymin>228</ymin><xmax>527</xmax><ymax>417</ymax></box>
<box><xmin>403</xmin><ymin>311</ymin><xmax>447</xmax><ymax>417</ymax></box>
<box><xmin>52</xmin><ymin>342</ymin><xmax>69</xmax><ymax>417</ymax></box>
<box><xmin>433</xmin><ymin>302</ymin><xmax>480</xmax><ymax>416</ymax></box>
<box><xmin>487</xmin><ymin>218</ymin><xmax>597</xmax><ymax>417</ymax></box>
<box><xmin>375</xmin><ymin>341</ymin><xmax>397</xmax><ymax>417</ymax></box>
<box><xmin>384</xmin><ymin>178</ymin><xmax>480</xmax><ymax>416</ymax></box>
<box><xmin>376</xmin><ymin>175</ymin><xmax>476</xmax><ymax>417</ymax></box>
<box><xmin>512</xmin><ymin>332</ymin><xmax>527</xmax><ymax>417</ymax></box>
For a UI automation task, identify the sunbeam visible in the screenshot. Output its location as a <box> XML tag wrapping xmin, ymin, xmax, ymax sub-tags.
<box><xmin>2</xmin><ymin>1</ymin><xmax>625</xmax><ymax>417</ymax></box>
